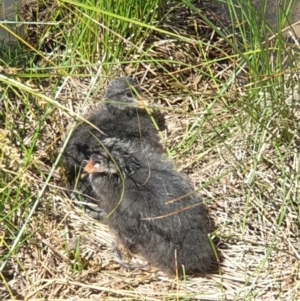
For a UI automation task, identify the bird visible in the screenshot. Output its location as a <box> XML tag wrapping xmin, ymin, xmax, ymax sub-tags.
<box><xmin>61</xmin><ymin>77</ymin><xmax>165</xmax><ymax>219</ymax></box>
<box><xmin>83</xmin><ymin>137</ymin><xmax>213</xmax><ymax>276</ymax></box>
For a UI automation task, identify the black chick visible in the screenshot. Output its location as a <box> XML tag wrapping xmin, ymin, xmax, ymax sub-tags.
<box><xmin>84</xmin><ymin>137</ymin><xmax>213</xmax><ymax>276</ymax></box>
<box><xmin>61</xmin><ymin>77</ymin><xmax>164</xmax><ymax>219</ymax></box>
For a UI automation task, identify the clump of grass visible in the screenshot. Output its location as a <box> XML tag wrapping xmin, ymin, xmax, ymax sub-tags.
<box><xmin>21</xmin><ymin>0</ymin><xmax>163</xmax><ymax>72</ymax></box>
<box><xmin>62</xmin><ymin>0</ymin><xmax>163</xmax><ymax>64</ymax></box>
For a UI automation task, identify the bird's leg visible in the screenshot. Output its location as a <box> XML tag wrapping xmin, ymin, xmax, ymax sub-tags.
<box><xmin>70</xmin><ymin>190</ymin><xmax>106</xmax><ymax>221</ymax></box>
<box><xmin>111</xmin><ymin>243</ymin><xmax>147</xmax><ymax>270</ymax></box>
<box><xmin>84</xmin><ymin>206</ymin><xmax>106</xmax><ymax>220</ymax></box>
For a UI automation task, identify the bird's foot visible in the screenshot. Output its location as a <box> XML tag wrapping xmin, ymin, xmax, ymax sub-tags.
<box><xmin>70</xmin><ymin>192</ymin><xmax>106</xmax><ymax>221</ymax></box>
<box><xmin>111</xmin><ymin>244</ymin><xmax>147</xmax><ymax>270</ymax></box>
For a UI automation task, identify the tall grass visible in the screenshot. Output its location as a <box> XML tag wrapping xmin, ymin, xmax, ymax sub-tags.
<box><xmin>52</xmin><ymin>0</ymin><xmax>163</xmax><ymax>70</ymax></box>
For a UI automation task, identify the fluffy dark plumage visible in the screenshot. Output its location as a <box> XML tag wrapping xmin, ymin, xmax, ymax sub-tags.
<box><xmin>61</xmin><ymin>78</ymin><xmax>164</xmax><ymax>218</ymax></box>
<box><xmin>84</xmin><ymin>138</ymin><xmax>213</xmax><ymax>275</ymax></box>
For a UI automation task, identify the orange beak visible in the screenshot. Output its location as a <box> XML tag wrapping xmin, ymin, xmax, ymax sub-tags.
<box><xmin>84</xmin><ymin>160</ymin><xmax>96</xmax><ymax>174</ymax></box>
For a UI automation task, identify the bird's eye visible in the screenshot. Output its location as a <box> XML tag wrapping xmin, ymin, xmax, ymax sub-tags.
<box><xmin>125</xmin><ymin>92</ymin><xmax>132</xmax><ymax>98</ymax></box>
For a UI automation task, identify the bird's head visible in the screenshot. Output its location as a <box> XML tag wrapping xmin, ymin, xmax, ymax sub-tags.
<box><xmin>83</xmin><ymin>138</ymin><xmax>141</xmax><ymax>180</ymax></box>
<box><xmin>104</xmin><ymin>77</ymin><xmax>146</xmax><ymax>115</ymax></box>
<box><xmin>83</xmin><ymin>150</ymin><xmax>121</xmax><ymax>178</ymax></box>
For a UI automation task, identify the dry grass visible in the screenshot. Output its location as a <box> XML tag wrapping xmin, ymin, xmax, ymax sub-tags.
<box><xmin>1</xmin><ymin>0</ymin><xmax>300</xmax><ymax>300</ymax></box>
